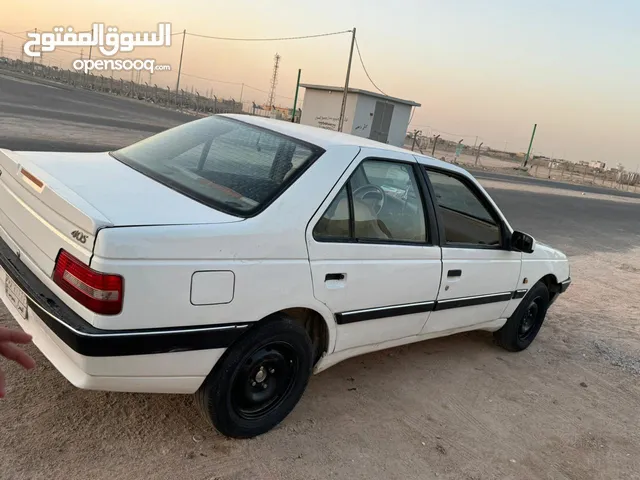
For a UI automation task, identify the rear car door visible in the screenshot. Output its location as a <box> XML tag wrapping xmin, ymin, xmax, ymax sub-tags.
<box><xmin>420</xmin><ymin>166</ymin><xmax>522</xmax><ymax>334</ymax></box>
<box><xmin>306</xmin><ymin>148</ymin><xmax>442</xmax><ymax>353</ymax></box>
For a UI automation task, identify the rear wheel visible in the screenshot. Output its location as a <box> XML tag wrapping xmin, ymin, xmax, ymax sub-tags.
<box><xmin>195</xmin><ymin>315</ymin><xmax>313</xmax><ymax>438</ymax></box>
<box><xmin>494</xmin><ymin>281</ymin><xmax>550</xmax><ymax>352</ymax></box>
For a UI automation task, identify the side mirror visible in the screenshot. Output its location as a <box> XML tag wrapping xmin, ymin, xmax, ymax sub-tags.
<box><xmin>511</xmin><ymin>231</ymin><xmax>535</xmax><ymax>253</ymax></box>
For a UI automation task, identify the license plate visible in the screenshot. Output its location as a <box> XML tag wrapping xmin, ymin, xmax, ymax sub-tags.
<box><xmin>5</xmin><ymin>273</ymin><xmax>28</xmax><ymax>320</ymax></box>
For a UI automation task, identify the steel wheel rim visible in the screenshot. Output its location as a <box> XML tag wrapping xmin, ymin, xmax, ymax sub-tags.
<box><xmin>518</xmin><ymin>297</ymin><xmax>543</xmax><ymax>341</ymax></box>
<box><xmin>230</xmin><ymin>341</ymin><xmax>299</xmax><ymax>420</ymax></box>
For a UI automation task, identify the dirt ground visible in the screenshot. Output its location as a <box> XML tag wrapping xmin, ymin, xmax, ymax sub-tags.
<box><xmin>1</xmin><ymin>180</ymin><xmax>640</xmax><ymax>480</ymax></box>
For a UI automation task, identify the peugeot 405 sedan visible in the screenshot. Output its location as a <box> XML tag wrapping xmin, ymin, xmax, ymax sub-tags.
<box><xmin>0</xmin><ymin>114</ymin><xmax>570</xmax><ymax>438</ymax></box>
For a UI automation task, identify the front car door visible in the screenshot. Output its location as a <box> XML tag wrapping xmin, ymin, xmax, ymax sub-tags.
<box><xmin>306</xmin><ymin>148</ymin><xmax>442</xmax><ymax>353</ymax></box>
<box><xmin>419</xmin><ymin>165</ymin><xmax>522</xmax><ymax>334</ymax></box>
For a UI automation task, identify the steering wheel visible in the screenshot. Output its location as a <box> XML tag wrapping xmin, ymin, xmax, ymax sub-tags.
<box><xmin>352</xmin><ymin>184</ymin><xmax>386</xmax><ymax>216</ymax></box>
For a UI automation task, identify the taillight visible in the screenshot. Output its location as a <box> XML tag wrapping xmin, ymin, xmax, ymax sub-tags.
<box><xmin>53</xmin><ymin>250</ymin><xmax>123</xmax><ymax>315</ymax></box>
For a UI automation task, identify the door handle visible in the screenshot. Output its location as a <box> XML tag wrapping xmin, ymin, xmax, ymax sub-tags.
<box><xmin>325</xmin><ymin>273</ymin><xmax>345</xmax><ymax>281</ymax></box>
<box><xmin>447</xmin><ymin>269</ymin><xmax>462</xmax><ymax>278</ymax></box>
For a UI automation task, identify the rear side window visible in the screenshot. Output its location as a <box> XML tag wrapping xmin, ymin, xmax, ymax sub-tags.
<box><xmin>111</xmin><ymin>116</ymin><xmax>323</xmax><ymax>216</ymax></box>
<box><xmin>426</xmin><ymin>169</ymin><xmax>501</xmax><ymax>246</ymax></box>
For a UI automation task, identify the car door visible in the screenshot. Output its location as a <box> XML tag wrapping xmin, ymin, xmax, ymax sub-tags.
<box><xmin>420</xmin><ymin>166</ymin><xmax>522</xmax><ymax>334</ymax></box>
<box><xmin>306</xmin><ymin>148</ymin><xmax>442</xmax><ymax>353</ymax></box>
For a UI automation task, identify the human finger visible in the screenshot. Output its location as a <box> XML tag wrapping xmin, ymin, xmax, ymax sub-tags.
<box><xmin>0</xmin><ymin>341</ymin><xmax>36</xmax><ymax>370</ymax></box>
<box><xmin>0</xmin><ymin>327</ymin><xmax>32</xmax><ymax>345</ymax></box>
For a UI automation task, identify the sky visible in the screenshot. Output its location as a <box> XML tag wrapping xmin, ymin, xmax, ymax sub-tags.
<box><xmin>1</xmin><ymin>0</ymin><xmax>639</xmax><ymax>168</ymax></box>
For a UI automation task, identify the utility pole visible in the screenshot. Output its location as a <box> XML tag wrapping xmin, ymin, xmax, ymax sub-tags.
<box><xmin>338</xmin><ymin>27</ymin><xmax>356</xmax><ymax>132</ymax></box>
<box><xmin>31</xmin><ymin>28</ymin><xmax>37</xmax><ymax>69</ymax></box>
<box><xmin>175</xmin><ymin>29</ymin><xmax>186</xmax><ymax>104</ymax></box>
<box><xmin>239</xmin><ymin>83</ymin><xmax>244</xmax><ymax>105</ymax></box>
<box><xmin>503</xmin><ymin>140</ymin><xmax>508</xmax><ymax>152</ymax></box>
<box><xmin>291</xmin><ymin>69</ymin><xmax>301</xmax><ymax>123</ymax></box>
<box><xmin>472</xmin><ymin>135</ymin><xmax>478</xmax><ymax>157</ymax></box>
<box><xmin>1</xmin><ymin>38</ymin><xmax>4</xmax><ymax>58</ymax></box>
<box><xmin>522</xmin><ymin>123</ymin><xmax>537</xmax><ymax>167</ymax></box>
<box><xmin>411</xmin><ymin>130</ymin><xmax>422</xmax><ymax>151</ymax></box>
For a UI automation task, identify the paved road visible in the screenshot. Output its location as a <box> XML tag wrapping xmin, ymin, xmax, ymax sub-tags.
<box><xmin>470</xmin><ymin>168</ymin><xmax>640</xmax><ymax>199</ymax></box>
<box><xmin>485</xmin><ymin>187</ymin><xmax>640</xmax><ymax>257</ymax></box>
<box><xmin>0</xmin><ymin>72</ymin><xmax>193</xmax><ymax>152</ymax></box>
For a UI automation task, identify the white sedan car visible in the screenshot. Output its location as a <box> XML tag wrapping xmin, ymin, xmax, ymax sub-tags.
<box><xmin>0</xmin><ymin>114</ymin><xmax>570</xmax><ymax>438</ymax></box>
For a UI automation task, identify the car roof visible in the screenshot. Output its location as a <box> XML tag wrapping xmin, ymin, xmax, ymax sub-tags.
<box><xmin>220</xmin><ymin>114</ymin><xmax>411</xmax><ymax>153</ymax></box>
<box><xmin>219</xmin><ymin>113</ymin><xmax>471</xmax><ymax>177</ymax></box>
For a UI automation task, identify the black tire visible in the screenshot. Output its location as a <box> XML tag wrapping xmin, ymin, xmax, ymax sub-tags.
<box><xmin>494</xmin><ymin>281</ymin><xmax>550</xmax><ymax>352</ymax></box>
<box><xmin>195</xmin><ymin>315</ymin><xmax>313</xmax><ymax>439</ymax></box>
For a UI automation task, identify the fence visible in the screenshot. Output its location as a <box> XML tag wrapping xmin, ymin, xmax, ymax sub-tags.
<box><xmin>404</xmin><ymin>131</ymin><xmax>639</xmax><ymax>193</ymax></box>
<box><xmin>526</xmin><ymin>158</ymin><xmax>639</xmax><ymax>192</ymax></box>
<box><xmin>0</xmin><ymin>59</ymin><xmax>305</xmax><ymax>119</ymax></box>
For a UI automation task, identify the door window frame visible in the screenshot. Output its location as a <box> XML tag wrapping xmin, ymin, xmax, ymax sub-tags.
<box><xmin>420</xmin><ymin>166</ymin><xmax>512</xmax><ymax>250</ymax></box>
<box><xmin>312</xmin><ymin>157</ymin><xmax>440</xmax><ymax>247</ymax></box>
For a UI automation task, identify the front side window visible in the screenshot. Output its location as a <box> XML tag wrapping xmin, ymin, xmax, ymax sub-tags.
<box><xmin>111</xmin><ymin>116</ymin><xmax>322</xmax><ymax>216</ymax></box>
<box><xmin>426</xmin><ymin>169</ymin><xmax>501</xmax><ymax>246</ymax></box>
<box><xmin>313</xmin><ymin>160</ymin><xmax>427</xmax><ymax>243</ymax></box>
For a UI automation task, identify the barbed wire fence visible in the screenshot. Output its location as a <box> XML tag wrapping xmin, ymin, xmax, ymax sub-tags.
<box><xmin>403</xmin><ymin>127</ymin><xmax>639</xmax><ymax>193</ymax></box>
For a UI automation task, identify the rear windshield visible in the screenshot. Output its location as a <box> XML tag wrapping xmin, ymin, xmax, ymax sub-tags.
<box><xmin>110</xmin><ymin>116</ymin><xmax>323</xmax><ymax>216</ymax></box>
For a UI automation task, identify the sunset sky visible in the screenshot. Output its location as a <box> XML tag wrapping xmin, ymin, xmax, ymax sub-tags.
<box><xmin>2</xmin><ymin>0</ymin><xmax>639</xmax><ymax>168</ymax></box>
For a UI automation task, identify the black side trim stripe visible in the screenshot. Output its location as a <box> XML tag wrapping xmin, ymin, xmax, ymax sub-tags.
<box><xmin>26</xmin><ymin>295</ymin><xmax>249</xmax><ymax>357</ymax></box>
<box><xmin>336</xmin><ymin>301</ymin><xmax>435</xmax><ymax>325</ymax></box>
<box><xmin>433</xmin><ymin>292</ymin><xmax>513</xmax><ymax>311</ymax></box>
<box><xmin>0</xmin><ymin>237</ymin><xmax>249</xmax><ymax>357</ymax></box>
<box><xmin>336</xmin><ymin>290</ymin><xmax>526</xmax><ymax>324</ymax></box>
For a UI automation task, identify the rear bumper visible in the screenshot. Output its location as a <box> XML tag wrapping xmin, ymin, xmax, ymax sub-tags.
<box><xmin>0</xmin><ymin>234</ymin><xmax>245</xmax><ymax>393</ymax></box>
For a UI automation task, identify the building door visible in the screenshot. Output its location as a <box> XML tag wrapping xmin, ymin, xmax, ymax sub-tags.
<box><xmin>369</xmin><ymin>101</ymin><xmax>394</xmax><ymax>143</ymax></box>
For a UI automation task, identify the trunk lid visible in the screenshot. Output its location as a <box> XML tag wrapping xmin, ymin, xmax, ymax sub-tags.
<box><xmin>0</xmin><ymin>149</ymin><xmax>240</xmax><ymax>275</ymax></box>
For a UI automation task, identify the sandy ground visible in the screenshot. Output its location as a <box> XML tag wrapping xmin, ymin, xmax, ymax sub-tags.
<box><xmin>1</xmin><ymin>178</ymin><xmax>640</xmax><ymax>480</ymax></box>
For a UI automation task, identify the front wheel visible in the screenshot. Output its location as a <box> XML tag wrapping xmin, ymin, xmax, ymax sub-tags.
<box><xmin>494</xmin><ymin>281</ymin><xmax>550</xmax><ymax>352</ymax></box>
<box><xmin>195</xmin><ymin>315</ymin><xmax>313</xmax><ymax>438</ymax></box>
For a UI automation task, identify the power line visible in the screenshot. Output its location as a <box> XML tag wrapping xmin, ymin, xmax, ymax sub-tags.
<box><xmin>181</xmin><ymin>72</ymin><xmax>242</xmax><ymax>85</ymax></box>
<box><xmin>0</xmin><ymin>29</ymin><xmax>80</xmax><ymax>56</ymax></box>
<box><xmin>185</xmin><ymin>29</ymin><xmax>352</xmax><ymax>42</ymax></box>
<box><xmin>180</xmin><ymin>72</ymin><xmax>293</xmax><ymax>100</ymax></box>
<box><xmin>0</xmin><ymin>29</ymin><xmax>27</xmax><ymax>41</ymax></box>
<box><xmin>354</xmin><ymin>37</ymin><xmax>387</xmax><ymax>96</ymax></box>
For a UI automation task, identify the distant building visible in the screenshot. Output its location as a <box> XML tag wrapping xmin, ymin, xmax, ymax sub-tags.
<box><xmin>299</xmin><ymin>84</ymin><xmax>420</xmax><ymax>147</ymax></box>
<box><xmin>589</xmin><ymin>161</ymin><xmax>606</xmax><ymax>170</ymax></box>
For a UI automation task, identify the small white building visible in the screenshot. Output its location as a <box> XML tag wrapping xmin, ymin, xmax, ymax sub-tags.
<box><xmin>299</xmin><ymin>84</ymin><xmax>421</xmax><ymax>147</ymax></box>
